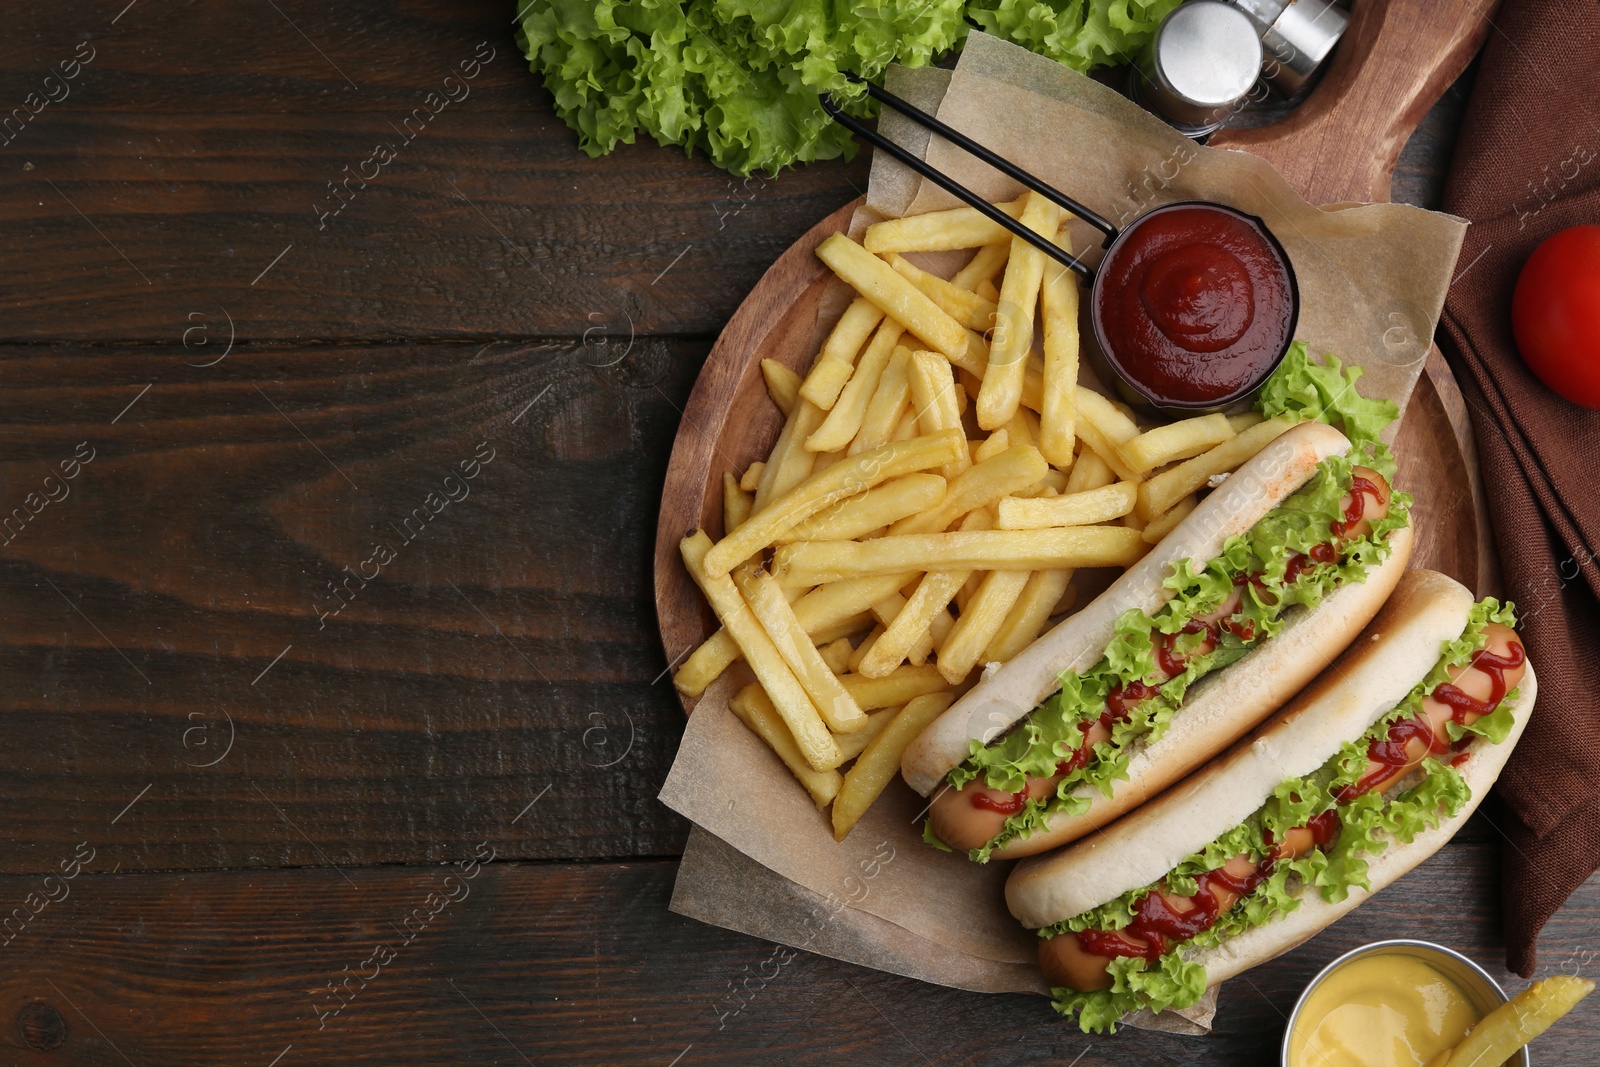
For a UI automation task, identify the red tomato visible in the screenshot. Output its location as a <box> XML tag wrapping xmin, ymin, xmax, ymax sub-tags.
<box><xmin>1511</xmin><ymin>225</ymin><xmax>1600</xmax><ymax>409</ymax></box>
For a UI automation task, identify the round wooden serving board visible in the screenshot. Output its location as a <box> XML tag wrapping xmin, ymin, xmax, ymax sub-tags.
<box><xmin>655</xmin><ymin>0</ymin><xmax>1500</xmax><ymax>708</ymax></box>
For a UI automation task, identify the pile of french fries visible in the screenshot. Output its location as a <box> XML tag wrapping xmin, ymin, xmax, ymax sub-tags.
<box><xmin>675</xmin><ymin>191</ymin><xmax>1296</xmax><ymax>840</ymax></box>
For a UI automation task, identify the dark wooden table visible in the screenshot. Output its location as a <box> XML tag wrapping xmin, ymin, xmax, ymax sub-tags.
<box><xmin>1</xmin><ymin>3</ymin><xmax>1594</xmax><ymax>1064</ymax></box>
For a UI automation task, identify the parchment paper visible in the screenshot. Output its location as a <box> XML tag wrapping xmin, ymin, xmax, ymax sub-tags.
<box><xmin>662</xmin><ymin>29</ymin><xmax>1468</xmax><ymax>1035</ymax></box>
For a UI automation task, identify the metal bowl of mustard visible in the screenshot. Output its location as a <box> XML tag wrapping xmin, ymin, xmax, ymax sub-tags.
<box><xmin>1282</xmin><ymin>939</ymin><xmax>1528</xmax><ymax>1067</ymax></box>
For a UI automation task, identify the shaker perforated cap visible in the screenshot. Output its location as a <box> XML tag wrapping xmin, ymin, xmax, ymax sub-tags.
<box><xmin>1136</xmin><ymin>1</ymin><xmax>1263</xmax><ymax>136</ymax></box>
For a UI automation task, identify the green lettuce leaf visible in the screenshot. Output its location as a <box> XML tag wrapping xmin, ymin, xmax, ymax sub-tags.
<box><xmin>967</xmin><ymin>0</ymin><xmax>1184</xmax><ymax>73</ymax></box>
<box><xmin>1257</xmin><ymin>342</ymin><xmax>1401</xmax><ymax>448</ymax></box>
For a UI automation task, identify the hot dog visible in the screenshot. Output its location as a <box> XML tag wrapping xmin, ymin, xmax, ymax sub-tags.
<box><xmin>902</xmin><ymin>420</ymin><xmax>1415</xmax><ymax>862</ymax></box>
<box><xmin>1006</xmin><ymin>571</ymin><xmax>1536</xmax><ymax>1032</ymax></box>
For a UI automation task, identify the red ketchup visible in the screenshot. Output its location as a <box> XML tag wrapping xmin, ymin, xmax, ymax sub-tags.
<box><xmin>1330</xmin><ymin>476</ymin><xmax>1385</xmax><ymax>539</ymax></box>
<box><xmin>1092</xmin><ymin>203</ymin><xmax>1297</xmax><ymax>407</ymax></box>
<box><xmin>1335</xmin><ymin>638</ymin><xmax>1525</xmax><ymax>802</ymax></box>
<box><xmin>1075</xmin><ymin>853</ymin><xmax>1276</xmax><ymax>964</ymax></box>
<box><xmin>970</xmin><ymin>790</ymin><xmax>1027</xmax><ymax>815</ymax></box>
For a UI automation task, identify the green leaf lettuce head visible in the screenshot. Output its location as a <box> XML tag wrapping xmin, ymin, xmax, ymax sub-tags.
<box><xmin>1044</xmin><ymin>600</ymin><xmax>1519</xmax><ymax>1033</ymax></box>
<box><xmin>966</xmin><ymin>0</ymin><xmax>1184</xmax><ymax>73</ymax></box>
<box><xmin>516</xmin><ymin>0</ymin><xmax>1182</xmax><ymax>177</ymax></box>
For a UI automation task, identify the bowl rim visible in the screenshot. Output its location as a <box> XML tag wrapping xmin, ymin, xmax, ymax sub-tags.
<box><xmin>1089</xmin><ymin>198</ymin><xmax>1301</xmax><ymax>416</ymax></box>
<box><xmin>1279</xmin><ymin>937</ymin><xmax>1528</xmax><ymax>1067</ymax></box>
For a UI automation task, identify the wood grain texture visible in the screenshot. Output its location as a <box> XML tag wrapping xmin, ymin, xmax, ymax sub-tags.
<box><xmin>0</xmin><ymin>1</ymin><xmax>870</xmax><ymax>342</ymax></box>
<box><xmin>1209</xmin><ymin>0</ymin><xmax>1495</xmax><ymax>205</ymax></box>
<box><xmin>0</xmin><ymin>339</ymin><xmax>702</xmax><ymax>872</ymax></box>
<box><xmin>0</xmin><ymin>844</ymin><xmax>1593</xmax><ymax>1065</ymax></box>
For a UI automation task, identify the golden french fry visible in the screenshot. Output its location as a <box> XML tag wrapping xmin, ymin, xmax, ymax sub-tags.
<box><xmin>704</xmin><ymin>429</ymin><xmax>965</xmax><ymax>578</ymax></box>
<box><xmin>892</xmin><ymin>408</ymin><xmax>919</xmax><ymax>441</ymax></box>
<box><xmin>776</xmin><ymin>524</ymin><xmax>1146</xmax><ymax>584</ymax></box>
<box><xmin>1063</xmin><ymin>445</ymin><xmax>1116</xmax><ymax>494</ymax></box>
<box><xmin>818</xmin><ymin>636</ymin><xmax>854</xmax><ymax>675</ymax></box>
<box><xmin>978</xmin><ymin>192</ymin><xmax>1063</xmax><ymax>430</ymax></box>
<box><xmin>1227</xmin><ymin>410</ymin><xmax>1266</xmax><ymax>434</ymax></box>
<box><xmin>1005</xmin><ymin>407</ymin><xmax>1039</xmax><ymax>449</ymax></box>
<box><xmin>860</xmin><ymin>510</ymin><xmax>992</xmax><ymax>677</ymax></box>
<box><xmin>937</xmin><ymin>568</ymin><xmax>1031</xmax><ymax>683</ymax></box>
<box><xmin>816</xmin><ymin>233</ymin><xmax>968</xmax><ymax>361</ymax></box>
<box><xmin>740</xmin><ymin>461</ymin><xmax>765</xmax><ymax>493</ymax></box>
<box><xmin>1118</xmin><ymin>413</ymin><xmax>1235</xmax><ymax>475</ymax></box>
<box><xmin>792</xmin><ymin>571</ymin><xmax>919</xmax><ymax>633</ymax></box>
<box><xmin>849</xmin><ymin>345</ymin><xmax>913</xmax><ymax>456</ymax></box>
<box><xmin>729</xmin><ymin>683</ymin><xmax>843</xmax><ymax>809</ymax></box>
<box><xmin>848</xmin><ymin>623</ymin><xmax>885</xmax><ymax>672</ymax></box>
<box><xmin>779</xmin><ymin>473</ymin><xmax>946</xmax><ymax>544</ymax></box>
<box><xmin>676</xmin><ymin>574</ymin><xmax>918</xmax><ymax>697</ymax></box>
<box><xmin>1019</xmin><ymin>468</ymin><xmax>1070</xmax><ymax>497</ymax></box>
<box><xmin>832</xmin><ymin>707</ymin><xmax>898</xmax><ymax>762</ymax></box>
<box><xmin>890</xmin><ymin>255</ymin><xmax>998</xmax><ymax>332</ymax></box>
<box><xmin>868</xmin><ymin>589</ymin><xmax>936</xmax><ymax>668</ymax></box>
<box><xmin>1136</xmin><ymin>416</ymin><xmax>1295</xmax><ymax>520</ymax></box>
<box><xmin>906</xmin><ymin>350</ymin><xmax>969</xmax><ymax>478</ymax></box>
<box><xmin>723</xmin><ymin>472</ymin><xmax>753</xmax><ymax>534</ymax></box>
<box><xmin>832</xmin><ymin>692</ymin><xmax>955</xmax><ymax>839</ymax></box>
<box><xmin>682</xmin><ymin>532</ymin><xmax>842</xmax><ymax>771</ymax></box>
<box><xmin>673</xmin><ymin>629</ymin><xmax>739</xmax><ymax>697</ymax></box>
<box><xmin>973</xmin><ymin>278</ymin><xmax>1001</xmax><ymax>303</ymax></box>
<box><xmin>752</xmin><ymin>400</ymin><xmax>825</xmax><ymax>513</ymax></box>
<box><xmin>986</xmin><ymin>568</ymin><xmax>1073</xmax><ymax>663</ymax></box>
<box><xmin>761</xmin><ymin>358</ymin><xmax>801</xmax><ymax>417</ymax></box>
<box><xmin>1074</xmin><ymin>387</ymin><xmax>1143</xmax><ymax>482</ymax></box>
<box><xmin>801</xmin><ymin>296</ymin><xmax>885</xmax><ymax>410</ymax></box>
<box><xmin>735</xmin><ymin>567</ymin><xmax>869</xmax><ymax>733</ymax></box>
<box><xmin>892</xmin><ymin>444</ymin><xmax>1049</xmax><ymax>536</ymax></box>
<box><xmin>806</xmin><ymin>317</ymin><xmax>902</xmax><ymax>453</ymax></box>
<box><xmin>841</xmin><ymin>665</ymin><xmax>951</xmax><ymax>709</ymax></box>
<box><xmin>951</xmin><ymin>242</ymin><xmax>1011</xmax><ymax>291</ymax></box>
<box><xmin>972</xmin><ymin>429</ymin><xmax>1010</xmax><ymax>464</ymax></box>
<box><xmin>809</xmin><ymin>612</ymin><xmax>875</xmax><ymax>646</ymax></box>
<box><xmin>1038</xmin><ymin>233</ymin><xmax>1081</xmax><ymax>468</ymax></box>
<box><xmin>1142</xmin><ymin>493</ymin><xmax>1198</xmax><ymax>544</ymax></box>
<box><xmin>1443</xmin><ymin>975</ymin><xmax>1594</xmax><ymax>1067</ymax></box>
<box><xmin>863</xmin><ymin>199</ymin><xmax>1025</xmax><ymax>254</ymax></box>
<box><xmin>996</xmin><ymin>480</ymin><xmax>1138</xmax><ymax>530</ymax></box>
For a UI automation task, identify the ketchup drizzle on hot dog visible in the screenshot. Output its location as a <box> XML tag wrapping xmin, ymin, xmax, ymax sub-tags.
<box><xmin>1433</xmin><ymin>642</ymin><xmax>1524</xmax><ymax>724</ymax></box>
<box><xmin>1334</xmin><ymin>638</ymin><xmax>1525</xmax><ymax>803</ymax></box>
<box><xmin>1329</xmin><ymin>476</ymin><xmax>1384</xmax><ymax>539</ymax></box>
<box><xmin>970</xmin><ymin>790</ymin><xmax>1028</xmax><ymax>814</ymax></box>
<box><xmin>1075</xmin><ymin>853</ymin><xmax>1279</xmax><ymax>963</ymax></box>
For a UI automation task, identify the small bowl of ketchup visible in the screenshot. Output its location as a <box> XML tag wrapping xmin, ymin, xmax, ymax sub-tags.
<box><xmin>1089</xmin><ymin>200</ymin><xmax>1299</xmax><ymax>416</ymax></box>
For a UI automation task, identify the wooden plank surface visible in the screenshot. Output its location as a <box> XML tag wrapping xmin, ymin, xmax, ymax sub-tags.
<box><xmin>0</xmin><ymin>1</ymin><xmax>870</xmax><ymax>343</ymax></box>
<box><xmin>0</xmin><ymin>339</ymin><xmax>699</xmax><ymax>871</ymax></box>
<box><xmin>0</xmin><ymin>841</ymin><xmax>1594</xmax><ymax>1065</ymax></box>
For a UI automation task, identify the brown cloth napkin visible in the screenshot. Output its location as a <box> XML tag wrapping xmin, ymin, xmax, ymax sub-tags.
<box><xmin>1435</xmin><ymin>0</ymin><xmax>1600</xmax><ymax>977</ymax></box>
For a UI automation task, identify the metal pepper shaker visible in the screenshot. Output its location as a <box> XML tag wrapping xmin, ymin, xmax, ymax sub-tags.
<box><xmin>1131</xmin><ymin>0</ymin><xmax>1264</xmax><ymax>138</ymax></box>
<box><xmin>1232</xmin><ymin>0</ymin><xmax>1350</xmax><ymax>95</ymax></box>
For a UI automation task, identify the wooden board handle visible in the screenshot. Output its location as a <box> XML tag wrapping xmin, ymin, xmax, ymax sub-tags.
<box><xmin>1210</xmin><ymin>0</ymin><xmax>1494</xmax><ymax>205</ymax></box>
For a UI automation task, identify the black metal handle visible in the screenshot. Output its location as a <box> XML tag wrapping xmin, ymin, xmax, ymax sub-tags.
<box><xmin>818</xmin><ymin>78</ymin><xmax>1117</xmax><ymax>281</ymax></box>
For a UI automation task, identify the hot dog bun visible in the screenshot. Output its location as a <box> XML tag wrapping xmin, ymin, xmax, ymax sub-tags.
<box><xmin>988</xmin><ymin>521</ymin><xmax>1414</xmax><ymax>860</ymax></box>
<box><xmin>902</xmin><ymin>420</ymin><xmax>1354</xmax><ymax>797</ymax></box>
<box><xmin>1197</xmin><ymin>663</ymin><xmax>1534</xmax><ymax>986</ymax></box>
<box><xmin>1006</xmin><ymin>569</ymin><xmax>1499</xmax><ymax>931</ymax></box>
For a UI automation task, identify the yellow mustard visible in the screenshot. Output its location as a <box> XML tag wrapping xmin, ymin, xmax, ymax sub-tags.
<box><xmin>1289</xmin><ymin>955</ymin><xmax>1480</xmax><ymax>1067</ymax></box>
